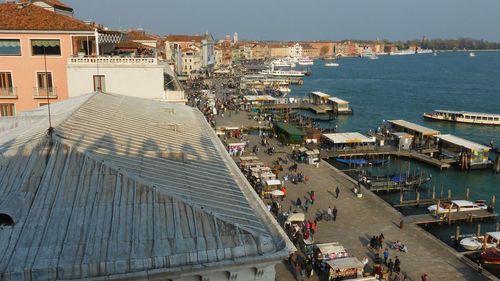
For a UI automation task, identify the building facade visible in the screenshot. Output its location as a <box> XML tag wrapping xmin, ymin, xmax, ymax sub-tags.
<box><xmin>0</xmin><ymin>2</ymin><xmax>95</xmax><ymax>115</ymax></box>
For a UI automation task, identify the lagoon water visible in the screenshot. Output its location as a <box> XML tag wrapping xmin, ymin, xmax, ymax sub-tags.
<box><xmin>290</xmin><ymin>52</ymin><xmax>500</xmax><ymax>256</ymax></box>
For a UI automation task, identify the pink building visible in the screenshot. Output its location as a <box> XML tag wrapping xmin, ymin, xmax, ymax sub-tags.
<box><xmin>0</xmin><ymin>2</ymin><xmax>96</xmax><ymax>115</ymax></box>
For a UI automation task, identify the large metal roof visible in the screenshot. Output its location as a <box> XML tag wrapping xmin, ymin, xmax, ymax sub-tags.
<box><xmin>322</xmin><ymin>132</ymin><xmax>375</xmax><ymax>144</ymax></box>
<box><xmin>438</xmin><ymin>134</ymin><xmax>490</xmax><ymax>151</ymax></box>
<box><xmin>0</xmin><ymin>93</ymin><xmax>292</xmax><ymax>281</ymax></box>
<box><xmin>388</xmin><ymin>120</ymin><xmax>440</xmax><ymax>136</ymax></box>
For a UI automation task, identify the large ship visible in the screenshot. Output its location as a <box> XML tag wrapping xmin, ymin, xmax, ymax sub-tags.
<box><xmin>271</xmin><ymin>58</ymin><xmax>296</xmax><ymax>68</ymax></box>
<box><xmin>423</xmin><ymin>110</ymin><xmax>500</xmax><ymax>125</ymax></box>
<box><xmin>260</xmin><ymin>69</ymin><xmax>305</xmax><ymax>77</ymax></box>
<box><xmin>389</xmin><ymin>49</ymin><xmax>415</xmax><ymax>56</ymax></box>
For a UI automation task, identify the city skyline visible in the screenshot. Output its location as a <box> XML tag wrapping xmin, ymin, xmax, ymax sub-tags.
<box><xmin>65</xmin><ymin>0</ymin><xmax>500</xmax><ymax>41</ymax></box>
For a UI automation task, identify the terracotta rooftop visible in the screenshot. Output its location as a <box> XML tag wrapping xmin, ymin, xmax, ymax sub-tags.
<box><xmin>19</xmin><ymin>0</ymin><xmax>72</xmax><ymax>10</ymax></box>
<box><xmin>127</xmin><ymin>30</ymin><xmax>158</xmax><ymax>41</ymax></box>
<box><xmin>115</xmin><ymin>41</ymin><xmax>151</xmax><ymax>50</ymax></box>
<box><xmin>166</xmin><ymin>34</ymin><xmax>205</xmax><ymax>43</ymax></box>
<box><xmin>0</xmin><ymin>3</ymin><xmax>92</xmax><ymax>31</ymax></box>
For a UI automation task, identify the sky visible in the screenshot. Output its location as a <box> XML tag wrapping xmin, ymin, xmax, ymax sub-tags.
<box><xmin>64</xmin><ymin>0</ymin><xmax>500</xmax><ymax>41</ymax></box>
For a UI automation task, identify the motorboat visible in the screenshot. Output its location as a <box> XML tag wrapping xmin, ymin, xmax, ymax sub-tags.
<box><xmin>427</xmin><ymin>200</ymin><xmax>488</xmax><ymax>214</ymax></box>
<box><xmin>389</xmin><ymin>49</ymin><xmax>415</xmax><ymax>56</ymax></box>
<box><xmin>325</xmin><ymin>62</ymin><xmax>339</xmax><ymax>67</ymax></box>
<box><xmin>460</xmin><ymin>231</ymin><xmax>500</xmax><ymax>251</ymax></box>
<box><xmin>469</xmin><ymin>52</ymin><xmax>476</xmax><ymax>57</ymax></box>
<box><xmin>271</xmin><ymin>58</ymin><xmax>296</xmax><ymax>68</ymax></box>
<box><xmin>423</xmin><ymin>110</ymin><xmax>500</xmax><ymax>125</ymax></box>
<box><xmin>368</xmin><ymin>54</ymin><xmax>379</xmax><ymax>60</ymax></box>
<box><xmin>260</xmin><ymin>69</ymin><xmax>305</xmax><ymax>77</ymax></box>
<box><xmin>481</xmin><ymin>246</ymin><xmax>500</xmax><ymax>264</ymax></box>
<box><xmin>298</xmin><ymin>57</ymin><xmax>314</xmax><ymax>66</ymax></box>
<box><xmin>416</xmin><ymin>48</ymin><xmax>433</xmax><ymax>54</ymax></box>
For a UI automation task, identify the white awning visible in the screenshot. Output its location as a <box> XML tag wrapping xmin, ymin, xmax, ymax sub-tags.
<box><xmin>326</xmin><ymin>257</ymin><xmax>364</xmax><ymax>270</ymax></box>
<box><xmin>322</xmin><ymin>132</ymin><xmax>375</xmax><ymax>144</ymax></box>
<box><xmin>437</xmin><ymin>134</ymin><xmax>490</xmax><ymax>151</ymax></box>
<box><xmin>388</xmin><ymin>120</ymin><xmax>440</xmax><ymax>136</ymax></box>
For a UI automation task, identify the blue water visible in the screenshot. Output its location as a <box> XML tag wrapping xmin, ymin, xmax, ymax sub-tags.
<box><xmin>290</xmin><ymin>52</ymin><xmax>500</xmax><ymax>257</ymax></box>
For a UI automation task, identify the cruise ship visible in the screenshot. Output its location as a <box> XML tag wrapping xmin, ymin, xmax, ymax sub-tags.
<box><xmin>271</xmin><ymin>58</ymin><xmax>296</xmax><ymax>68</ymax></box>
<box><xmin>423</xmin><ymin>110</ymin><xmax>500</xmax><ymax>125</ymax></box>
<box><xmin>260</xmin><ymin>69</ymin><xmax>305</xmax><ymax>77</ymax></box>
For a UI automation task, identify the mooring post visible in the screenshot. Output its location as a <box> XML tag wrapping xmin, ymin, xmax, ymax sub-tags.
<box><xmin>436</xmin><ymin>199</ymin><xmax>440</xmax><ymax>216</ymax></box>
<box><xmin>455</xmin><ymin>225</ymin><xmax>460</xmax><ymax>244</ymax></box>
<box><xmin>492</xmin><ymin>195</ymin><xmax>496</xmax><ymax>212</ymax></box>
<box><xmin>468</xmin><ymin>213</ymin><xmax>473</xmax><ymax>223</ymax></box>
<box><xmin>465</xmin><ymin>188</ymin><xmax>470</xmax><ymax>200</ymax></box>
<box><xmin>496</xmin><ymin>222</ymin><xmax>499</xmax><ymax>232</ymax></box>
<box><xmin>448</xmin><ymin>189</ymin><xmax>451</xmax><ymax>200</ymax></box>
<box><xmin>432</xmin><ymin>184</ymin><xmax>436</xmax><ymax>201</ymax></box>
<box><xmin>416</xmin><ymin>191</ymin><xmax>420</xmax><ymax>206</ymax></box>
<box><xmin>476</xmin><ymin>224</ymin><xmax>481</xmax><ymax>238</ymax></box>
<box><xmin>448</xmin><ymin>204</ymin><xmax>452</xmax><ymax>224</ymax></box>
<box><xmin>400</xmin><ymin>192</ymin><xmax>403</xmax><ymax>205</ymax></box>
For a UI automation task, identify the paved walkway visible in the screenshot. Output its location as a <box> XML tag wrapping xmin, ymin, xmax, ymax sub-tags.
<box><xmin>216</xmin><ymin>113</ymin><xmax>495</xmax><ymax>281</ymax></box>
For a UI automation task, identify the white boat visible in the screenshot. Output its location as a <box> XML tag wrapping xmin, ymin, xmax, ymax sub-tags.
<box><xmin>389</xmin><ymin>49</ymin><xmax>415</xmax><ymax>56</ymax></box>
<box><xmin>325</xmin><ymin>62</ymin><xmax>339</xmax><ymax>67</ymax></box>
<box><xmin>469</xmin><ymin>52</ymin><xmax>476</xmax><ymax>57</ymax></box>
<box><xmin>423</xmin><ymin>110</ymin><xmax>500</xmax><ymax>125</ymax></box>
<box><xmin>271</xmin><ymin>58</ymin><xmax>296</xmax><ymax>68</ymax></box>
<box><xmin>260</xmin><ymin>69</ymin><xmax>305</xmax><ymax>77</ymax></box>
<box><xmin>298</xmin><ymin>57</ymin><xmax>314</xmax><ymax>66</ymax></box>
<box><xmin>460</xmin><ymin>232</ymin><xmax>500</xmax><ymax>251</ymax></box>
<box><xmin>428</xmin><ymin>200</ymin><xmax>488</xmax><ymax>214</ymax></box>
<box><xmin>416</xmin><ymin>48</ymin><xmax>433</xmax><ymax>54</ymax></box>
<box><xmin>368</xmin><ymin>54</ymin><xmax>379</xmax><ymax>60</ymax></box>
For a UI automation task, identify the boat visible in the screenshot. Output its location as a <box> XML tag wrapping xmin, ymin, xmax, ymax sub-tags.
<box><xmin>423</xmin><ymin>110</ymin><xmax>500</xmax><ymax>125</ymax></box>
<box><xmin>335</xmin><ymin>158</ymin><xmax>387</xmax><ymax>166</ymax></box>
<box><xmin>325</xmin><ymin>62</ymin><xmax>339</xmax><ymax>67</ymax></box>
<box><xmin>460</xmin><ymin>231</ymin><xmax>500</xmax><ymax>251</ymax></box>
<box><xmin>260</xmin><ymin>69</ymin><xmax>305</xmax><ymax>77</ymax></box>
<box><xmin>368</xmin><ymin>54</ymin><xmax>379</xmax><ymax>60</ymax></box>
<box><xmin>389</xmin><ymin>49</ymin><xmax>415</xmax><ymax>56</ymax></box>
<box><xmin>469</xmin><ymin>52</ymin><xmax>476</xmax><ymax>57</ymax></box>
<box><xmin>271</xmin><ymin>58</ymin><xmax>296</xmax><ymax>68</ymax></box>
<box><xmin>298</xmin><ymin>57</ymin><xmax>314</xmax><ymax>66</ymax></box>
<box><xmin>416</xmin><ymin>48</ymin><xmax>433</xmax><ymax>54</ymax></box>
<box><xmin>427</xmin><ymin>200</ymin><xmax>488</xmax><ymax>214</ymax></box>
<box><xmin>433</xmin><ymin>52</ymin><xmax>437</xmax><ymax>56</ymax></box>
<box><xmin>320</xmin><ymin>56</ymin><xmax>337</xmax><ymax>61</ymax></box>
<box><xmin>481</xmin><ymin>247</ymin><xmax>500</xmax><ymax>264</ymax></box>
<box><xmin>359</xmin><ymin>173</ymin><xmax>431</xmax><ymax>190</ymax></box>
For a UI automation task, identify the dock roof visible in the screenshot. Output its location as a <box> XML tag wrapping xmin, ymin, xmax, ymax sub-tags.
<box><xmin>311</xmin><ymin>91</ymin><xmax>330</xmax><ymax>98</ymax></box>
<box><xmin>388</xmin><ymin>120</ymin><xmax>440</xmax><ymax>136</ymax></box>
<box><xmin>0</xmin><ymin>93</ymin><xmax>292</xmax><ymax>281</ymax></box>
<box><xmin>437</xmin><ymin>134</ymin><xmax>490</xmax><ymax>152</ymax></box>
<box><xmin>327</xmin><ymin>97</ymin><xmax>349</xmax><ymax>104</ymax></box>
<box><xmin>274</xmin><ymin>122</ymin><xmax>306</xmax><ymax>136</ymax></box>
<box><xmin>322</xmin><ymin>132</ymin><xmax>375</xmax><ymax>144</ymax></box>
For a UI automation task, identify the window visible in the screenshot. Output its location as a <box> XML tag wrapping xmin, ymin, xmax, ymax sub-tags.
<box><xmin>0</xmin><ymin>103</ymin><xmax>15</xmax><ymax>116</ymax></box>
<box><xmin>0</xmin><ymin>213</ymin><xmax>14</xmax><ymax>226</ymax></box>
<box><xmin>93</xmin><ymin>75</ymin><xmax>106</xmax><ymax>92</ymax></box>
<box><xmin>0</xmin><ymin>72</ymin><xmax>14</xmax><ymax>96</ymax></box>
<box><xmin>0</xmin><ymin>39</ymin><xmax>21</xmax><ymax>56</ymax></box>
<box><xmin>37</xmin><ymin>72</ymin><xmax>53</xmax><ymax>89</ymax></box>
<box><xmin>31</xmin><ymin>39</ymin><xmax>61</xmax><ymax>56</ymax></box>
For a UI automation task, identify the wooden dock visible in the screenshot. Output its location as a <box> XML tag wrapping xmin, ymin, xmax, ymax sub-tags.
<box><xmin>321</xmin><ymin>148</ymin><xmax>454</xmax><ymax>170</ymax></box>
<box><xmin>403</xmin><ymin>210</ymin><xmax>498</xmax><ymax>225</ymax></box>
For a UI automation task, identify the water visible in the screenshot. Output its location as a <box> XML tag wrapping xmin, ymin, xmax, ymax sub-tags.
<box><xmin>289</xmin><ymin>52</ymin><xmax>500</xmax><ymax>268</ymax></box>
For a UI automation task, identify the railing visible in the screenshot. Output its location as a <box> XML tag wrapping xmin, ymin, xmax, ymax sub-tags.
<box><xmin>68</xmin><ymin>56</ymin><xmax>158</xmax><ymax>65</ymax></box>
<box><xmin>0</xmin><ymin>87</ymin><xmax>17</xmax><ymax>98</ymax></box>
<box><xmin>33</xmin><ymin>87</ymin><xmax>57</xmax><ymax>98</ymax></box>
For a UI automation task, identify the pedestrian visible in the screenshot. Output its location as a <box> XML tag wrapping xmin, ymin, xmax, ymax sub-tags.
<box><xmin>296</xmin><ymin>197</ymin><xmax>302</xmax><ymax>209</ymax></box>
<box><xmin>332</xmin><ymin>206</ymin><xmax>338</xmax><ymax>221</ymax></box>
<box><xmin>335</xmin><ymin>186</ymin><xmax>340</xmax><ymax>198</ymax></box>
<box><xmin>394</xmin><ymin>256</ymin><xmax>401</xmax><ymax>273</ymax></box>
<box><xmin>310</xmin><ymin>221</ymin><xmax>316</xmax><ymax>235</ymax></box>
<box><xmin>310</xmin><ymin>191</ymin><xmax>316</xmax><ymax>205</ymax></box>
<box><xmin>387</xmin><ymin>258</ymin><xmax>394</xmax><ymax>275</ymax></box>
<box><xmin>327</xmin><ymin>206</ymin><xmax>332</xmax><ymax>220</ymax></box>
<box><xmin>294</xmin><ymin>262</ymin><xmax>301</xmax><ymax>280</ymax></box>
<box><xmin>383</xmin><ymin>248</ymin><xmax>389</xmax><ymax>264</ymax></box>
<box><xmin>281</xmin><ymin>186</ymin><xmax>287</xmax><ymax>201</ymax></box>
<box><xmin>304</xmin><ymin>199</ymin><xmax>310</xmax><ymax>212</ymax></box>
<box><xmin>421</xmin><ymin>274</ymin><xmax>429</xmax><ymax>281</ymax></box>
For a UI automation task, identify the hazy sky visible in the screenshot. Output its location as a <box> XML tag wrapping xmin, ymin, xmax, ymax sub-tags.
<box><xmin>65</xmin><ymin>0</ymin><xmax>500</xmax><ymax>41</ymax></box>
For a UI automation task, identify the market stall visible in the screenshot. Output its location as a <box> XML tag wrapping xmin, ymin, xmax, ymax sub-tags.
<box><xmin>263</xmin><ymin>179</ymin><xmax>283</xmax><ymax>198</ymax></box>
<box><xmin>305</xmin><ymin>149</ymin><xmax>320</xmax><ymax>165</ymax></box>
<box><xmin>326</xmin><ymin>257</ymin><xmax>364</xmax><ymax>280</ymax></box>
<box><xmin>316</xmin><ymin>242</ymin><xmax>349</xmax><ymax>261</ymax></box>
<box><xmin>227</xmin><ymin>142</ymin><xmax>245</xmax><ymax>156</ymax></box>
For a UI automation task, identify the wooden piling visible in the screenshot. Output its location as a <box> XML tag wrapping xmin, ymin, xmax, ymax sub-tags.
<box><xmin>416</xmin><ymin>191</ymin><xmax>420</xmax><ymax>206</ymax></box>
<box><xmin>400</xmin><ymin>192</ymin><xmax>404</xmax><ymax>205</ymax></box>
<box><xmin>492</xmin><ymin>195</ymin><xmax>496</xmax><ymax>211</ymax></box>
<box><xmin>432</xmin><ymin>185</ymin><xmax>435</xmax><ymax>200</ymax></box>
<box><xmin>465</xmin><ymin>188</ymin><xmax>469</xmax><ymax>200</ymax></box>
<box><xmin>455</xmin><ymin>226</ymin><xmax>460</xmax><ymax>244</ymax></box>
<box><xmin>476</xmin><ymin>224</ymin><xmax>481</xmax><ymax>238</ymax></box>
<box><xmin>435</xmin><ymin>199</ymin><xmax>440</xmax><ymax>216</ymax></box>
<box><xmin>447</xmin><ymin>203</ymin><xmax>452</xmax><ymax>225</ymax></box>
<box><xmin>447</xmin><ymin>189</ymin><xmax>451</xmax><ymax>200</ymax></box>
<box><xmin>496</xmin><ymin>222</ymin><xmax>499</xmax><ymax>232</ymax></box>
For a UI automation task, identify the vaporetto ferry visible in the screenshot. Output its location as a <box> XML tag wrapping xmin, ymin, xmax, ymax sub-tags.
<box><xmin>423</xmin><ymin>110</ymin><xmax>500</xmax><ymax>125</ymax></box>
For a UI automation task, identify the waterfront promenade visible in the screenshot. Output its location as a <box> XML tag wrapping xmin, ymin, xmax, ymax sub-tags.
<box><xmin>216</xmin><ymin>111</ymin><xmax>495</xmax><ymax>281</ymax></box>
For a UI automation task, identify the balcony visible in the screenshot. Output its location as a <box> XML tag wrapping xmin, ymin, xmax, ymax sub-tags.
<box><xmin>68</xmin><ymin>56</ymin><xmax>158</xmax><ymax>65</ymax></box>
<box><xmin>0</xmin><ymin>87</ymin><xmax>17</xmax><ymax>98</ymax></box>
<box><xmin>33</xmin><ymin>87</ymin><xmax>57</xmax><ymax>99</ymax></box>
